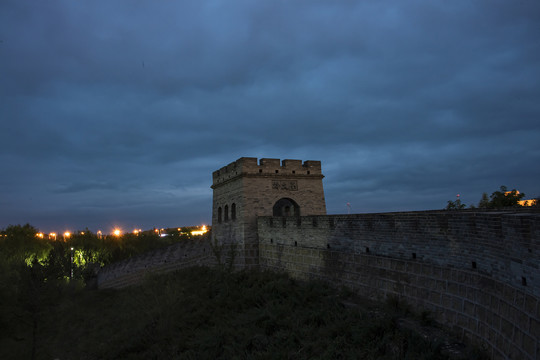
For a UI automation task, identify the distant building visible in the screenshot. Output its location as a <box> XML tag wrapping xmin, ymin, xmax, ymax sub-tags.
<box><xmin>505</xmin><ymin>191</ymin><xmax>537</xmax><ymax>206</ymax></box>
<box><xmin>519</xmin><ymin>199</ymin><xmax>538</xmax><ymax>206</ymax></box>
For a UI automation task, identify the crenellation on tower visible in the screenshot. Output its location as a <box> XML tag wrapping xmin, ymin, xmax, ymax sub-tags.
<box><xmin>212</xmin><ymin>157</ymin><xmax>254</xmax><ymax>185</ymax></box>
<box><xmin>212</xmin><ymin>157</ymin><xmax>324</xmax><ymax>186</ymax></box>
<box><xmin>281</xmin><ymin>159</ymin><xmax>302</xmax><ymax>168</ymax></box>
<box><xmin>259</xmin><ymin>158</ymin><xmax>281</xmax><ymax>167</ymax></box>
<box><xmin>302</xmin><ymin>160</ymin><xmax>322</xmax><ymax>174</ymax></box>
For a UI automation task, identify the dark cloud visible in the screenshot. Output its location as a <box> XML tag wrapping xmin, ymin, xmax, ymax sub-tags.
<box><xmin>1</xmin><ymin>0</ymin><xmax>539</xmax><ymax>232</ymax></box>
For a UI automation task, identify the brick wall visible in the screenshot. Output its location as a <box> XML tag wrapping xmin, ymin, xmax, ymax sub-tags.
<box><xmin>258</xmin><ymin>209</ymin><xmax>540</xmax><ymax>360</ymax></box>
<box><xmin>97</xmin><ymin>235</ymin><xmax>213</xmax><ymax>289</ymax></box>
<box><xmin>211</xmin><ymin>157</ymin><xmax>327</xmax><ymax>267</ymax></box>
<box><xmin>96</xmin><ymin>208</ymin><xmax>539</xmax><ymax>358</ymax></box>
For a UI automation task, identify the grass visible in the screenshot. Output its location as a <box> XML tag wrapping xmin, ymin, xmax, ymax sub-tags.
<box><xmin>3</xmin><ymin>267</ymin><xmax>486</xmax><ymax>359</ymax></box>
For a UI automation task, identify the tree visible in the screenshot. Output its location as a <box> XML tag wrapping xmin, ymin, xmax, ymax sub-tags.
<box><xmin>478</xmin><ymin>192</ymin><xmax>490</xmax><ymax>208</ymax></box>
<box><xmin>488</xmin><ymin>186</ymin><xmax>525</xmax><ymax>208</ymax></box>
<box><xmin>0</xmin><ymin>224</ymin><xmax>52</xmax><ymax>266</ymax></box>
<box><xmin>445</xmin><ymin>198</ymin><xmax>466</xmax><ymax>210</ymax></box>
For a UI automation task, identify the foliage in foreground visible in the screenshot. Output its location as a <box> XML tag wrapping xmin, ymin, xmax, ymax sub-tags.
<box><xmin>1</xmin><ymin>267</ymin><xmax>486</xmax><ymax>360</ymax></box>
<box><xmin>0</xmin><ymin>224</ymin><xmax>197</xmax><ymax>284</ymax></box>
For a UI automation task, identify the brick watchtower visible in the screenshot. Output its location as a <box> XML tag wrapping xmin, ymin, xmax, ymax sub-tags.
<box><xmin>211</xmin><ymin>157</ymin><xmax>326</xmax><ymax>267</ymax></box>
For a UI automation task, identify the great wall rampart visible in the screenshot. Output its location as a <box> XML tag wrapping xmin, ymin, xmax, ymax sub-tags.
<box><xmin>97</xmin><ymin>157</ymin><xmax>540</xmax><ymax>359</ymax></box>
<box><xmin>97</xmin><ymin>235</ymin><xmax>212</xmax><ymax>289</ymax></box>
<box><xmin>258</xmin><ymin>210</ymin><xmax>540</xmax><ymax>360</ymax></box>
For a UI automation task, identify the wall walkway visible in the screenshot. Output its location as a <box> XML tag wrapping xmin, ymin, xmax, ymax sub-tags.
<box><xmin>96</xmin><ymin>209</ymin><xmax>539</xmax><ymax>359</ymax></box>
<box><xmin>97</xmin><ymin>235</ymin><xmax>213</xmax><ymax>289</ymax></box>
<box><xmin>258</xmin><ymin>209</ymin><xmax>540</xmax><ymax>360</ymax></box>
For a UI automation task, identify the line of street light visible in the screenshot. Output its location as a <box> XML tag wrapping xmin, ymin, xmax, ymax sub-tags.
<box><xmin>34</xmin><ymin>225</ymin><xmax>209</xmax><ymax>240</ymax></box>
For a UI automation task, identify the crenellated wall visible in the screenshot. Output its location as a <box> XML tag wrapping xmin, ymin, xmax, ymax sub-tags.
<box><xmin>97</xmin><ymin>235</ymin><xmax>213</xmax><ymax>289</ymax></box>
<box><xmin>96</xmin><ymin>209</ymin><xmax>539</xmax><ymax>359</ymax></box>
<box><xmin>257</xmin><ymin>209</ymin><xmax>540</xmax><ymax>360</ymax></box>
<box><xmin>97</xmin><ymin>157</ymin><xmax>539</xmax><ymax>359</ymax></box>
<box><xmin>212</xmin><ymin>157</ymin><xmax>323</xmax><ymax>186</ymax></box>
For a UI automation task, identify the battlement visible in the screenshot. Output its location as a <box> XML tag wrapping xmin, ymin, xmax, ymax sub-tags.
<box><xmin>212</xmin><ymin>157</ymin><xmax>323</xmax><ymax>187</ymax></box>
<box><xmin>101</xmin><ymin>156</ymin><xmax>540</xmax><ymax>360</ymax></box>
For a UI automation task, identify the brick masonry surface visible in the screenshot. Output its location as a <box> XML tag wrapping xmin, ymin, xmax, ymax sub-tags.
<box><xmin>97</xmin><ymin>235</ymin><xmax>213</xmax><ymax>289</ymax></box>
<box><xmin>258</xmin><ymin>210</ymin><xmax>540</xmax><ymax>360</ymax></box>
<box><xmin>211</xmin><ymin>157</ymin><xmax>326</xmax><ymax>267</ymax></box>
<box><xmin>97</xmin><ymin>209</ymin><xmax>539</xmax><ymax>359</ymax></box>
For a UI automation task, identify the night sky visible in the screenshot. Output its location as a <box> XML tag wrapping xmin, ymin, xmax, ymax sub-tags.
<box><xmin>1</xmin><ymin>1</ymin><xmax>539</xmax><ymax>234</ymax></box>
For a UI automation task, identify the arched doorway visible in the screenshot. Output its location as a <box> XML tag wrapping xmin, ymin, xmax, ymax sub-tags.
<box><xmin>273</xmin><ymin>198</ymin><xmax>300</xmax><ymax>217</ymax></box>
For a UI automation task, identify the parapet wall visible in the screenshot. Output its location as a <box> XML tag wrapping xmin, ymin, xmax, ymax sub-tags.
<box><xmin>258</xmin><ymin>211</ymin><xmax>539</xmax><ymax>295</ymax></box>
<box><xmin>258</xmin><ymin>210</ymin><xmax>540</xmax><ymax>360</ymax></box>
<box><xmin>212</xmin><ymin>157</ymin><xmax>323</xmax><ymax>186</ymax></box>
<box><xmin>97</xmin><ymin>235</ymin><xmax>213</xmax><ymax>289</ymax></box>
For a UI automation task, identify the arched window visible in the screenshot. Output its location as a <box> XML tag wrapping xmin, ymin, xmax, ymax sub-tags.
<box><xmin>218</xmin><ymin>207</ymin><xmax>222</xmax><ymax>223</ymax></box>
<box><xmin>273</xmin><ymin>198</ymin><xmax>300</xmax><ymax>217</ymax></box>
<box><xmin>231</xmin><ymin>203</ymin><xmax>236</xmax><ymax>220</ymax></box>
<box><xmin>224</xmin><ymin>205</ymin><xmax>229</xmax><ymax>221</ymax></box>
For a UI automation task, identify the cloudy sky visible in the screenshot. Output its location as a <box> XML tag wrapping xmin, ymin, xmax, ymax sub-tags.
<box><xmin>1</xmin><ymin>1</ymin><xmax>539</xmax><ymax>233</ymax></box>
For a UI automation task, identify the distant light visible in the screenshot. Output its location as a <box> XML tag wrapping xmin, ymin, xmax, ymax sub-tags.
<box><xmin>133</xmin><ymin>229</ymin><xmax>140</xmax><ymax>235</ymax></box>
<box><xmin>113</xmin><ymin>229</ymin><xmax>122</xmax><ymax>237</ymax></box>
<box><xmin>71</xmin><ymin>247</ymin><xmax>74</xmax><ymax>251</ymax></box>
<box><xmin>191</xmin><ymin>225</ymin><xmax>208</xmax><ymax>236</ymax></box>
<box><xmin>519</xmin><ymin>199</ymin><xmax>537</xmax><ymax>207</ymax></box>
<box><xmin>64</xmin><ymin>232</ymin><xmax>71</xmax><ymax>238</ymax></box>
<box><xmin>49</xmin><ymin>233</ymin><xmax>57</xmax><ymax>240</ymax></box>
<box><xmin>36</xmin><ymin>232</ymin><xmax>44</xmax><ymax>239</ymax></box>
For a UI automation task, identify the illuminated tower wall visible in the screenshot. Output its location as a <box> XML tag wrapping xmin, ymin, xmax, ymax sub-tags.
<box><xmin>211</xmin><ymin>157</ymin><xmax>326</xmax><ymax>267</ymax></box>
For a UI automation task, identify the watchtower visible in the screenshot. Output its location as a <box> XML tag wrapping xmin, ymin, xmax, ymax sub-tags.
<box><xmin>211</xmin><ymin>157</ymin><xmax>326</xmax><ymax>267</ymax></box>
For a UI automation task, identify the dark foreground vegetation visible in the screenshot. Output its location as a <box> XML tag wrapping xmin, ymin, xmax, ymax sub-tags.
<box><xmin>0</xmin><ymin>223</ymin><xmax>201</xmax><ymax>283</ymax></box>
<box><xmin>1</xmin><ymin>266</ymin><xmax>488</xmax><ymax>360</ymax></box>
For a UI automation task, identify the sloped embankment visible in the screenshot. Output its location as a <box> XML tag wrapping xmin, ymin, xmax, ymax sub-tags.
<box><xmin>39</xmin><ymin>267</ymin><xmax>487</xmax><ymax>360</ymax></box>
